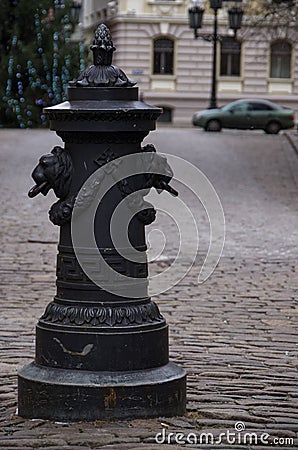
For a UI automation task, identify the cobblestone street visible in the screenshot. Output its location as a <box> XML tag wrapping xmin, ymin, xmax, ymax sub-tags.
<box><xmin>0</xmin><ymin>128</ymin><xmax>298</xmax><ymax>449</ymax></box>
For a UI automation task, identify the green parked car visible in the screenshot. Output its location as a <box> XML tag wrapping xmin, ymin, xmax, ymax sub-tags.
<box><xmin>192</xmin><ymin>99</ymin><xmax>295</xmax><ymax>134</ymax></box>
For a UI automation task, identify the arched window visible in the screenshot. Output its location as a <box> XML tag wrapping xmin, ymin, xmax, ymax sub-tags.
<box><xmin>220</xmin><ymin>38</ymin><xmax>241</xmax><ymax>77</ymax></box>
<box><xmin>153</xmin><ymin>38</ymin><xmax>174</xmax><ymax>75</ymax></box>
<box><xmin>270</xmin><ymin>41</ymin><xmax>292</xmax><ymax>78</ymax></box>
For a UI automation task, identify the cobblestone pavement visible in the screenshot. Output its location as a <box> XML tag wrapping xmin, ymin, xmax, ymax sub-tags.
<box><xmin>0</xmin><ymin>128</ymin><xmax>298</xmax><ymax>449</ymax></box>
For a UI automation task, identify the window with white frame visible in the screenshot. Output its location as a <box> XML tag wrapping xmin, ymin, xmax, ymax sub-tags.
<box><xmin>270</xmin><ymin>40</ymin><xmax>292</xmax><ymax>78</ymax></box>
<box><xmin>220</xmin><ymin>38</ymin><xmax>241</xmax><ymax>77</ymax></box>
<box><xmin>153</xmin><ymin>38</ymin><xmax>174</xmax><ymax>75</ymax></box>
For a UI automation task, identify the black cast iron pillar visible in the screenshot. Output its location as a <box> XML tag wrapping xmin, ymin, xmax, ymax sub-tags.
<box><xmin>18</xmin><ymin>24</ymin><xmax>186</xmax><ymax>421</ymax></box>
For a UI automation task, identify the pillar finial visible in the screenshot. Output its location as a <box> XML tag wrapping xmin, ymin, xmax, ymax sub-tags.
<box><xmin>70</xmin><ymin>23</ymin><xmax>135</xmax><ymax>87</ymax></box>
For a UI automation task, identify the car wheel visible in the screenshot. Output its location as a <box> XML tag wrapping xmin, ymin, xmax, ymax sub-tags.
<box><xmin>205</xmin><ymin>119</ymin><xmax>221</xmax><ymax>132</ymax></box>
<box><xmin>265</xmin><ymin>121</ymin><xmax>281</xmax><ymax>134</ymax></box>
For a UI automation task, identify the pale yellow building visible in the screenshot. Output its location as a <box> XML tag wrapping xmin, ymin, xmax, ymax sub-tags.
<box><xmin>80</xmin><ymin>0</ymin><xmax>298</xmax><ymax>126</ymax></box>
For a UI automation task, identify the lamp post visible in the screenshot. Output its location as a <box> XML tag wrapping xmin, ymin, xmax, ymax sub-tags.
<box><xmin>188</xmin><ymin>1</ymin><xmax>243</xmax><ymax>109</ymax></box>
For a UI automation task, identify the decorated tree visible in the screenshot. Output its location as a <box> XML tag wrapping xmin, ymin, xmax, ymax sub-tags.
<box><xmin>0</xmin><ymin>0</ymin><xmax>85</xmax><ymax>128</ymax></box>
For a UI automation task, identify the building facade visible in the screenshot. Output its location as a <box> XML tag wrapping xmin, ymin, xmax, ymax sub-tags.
<box><xmin>81</xmin><ymin>0</ymin><xmax>298</xmax><ymax>126</ymax></box>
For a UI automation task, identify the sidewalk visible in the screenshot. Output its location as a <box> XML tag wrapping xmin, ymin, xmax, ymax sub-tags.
<box><xmin>0</xmin><ymin>129</ymin><xmax>298</xmax><ymax>449</ymax></box>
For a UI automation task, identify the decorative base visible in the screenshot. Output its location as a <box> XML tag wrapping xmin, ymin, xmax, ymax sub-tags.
<box><xmin>18</xmin><ymin>362</ymin><xmax>186</xmax><ymax>421</ymax></box>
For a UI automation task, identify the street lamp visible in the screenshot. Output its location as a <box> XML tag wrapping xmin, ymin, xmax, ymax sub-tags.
<box><xmin>228</xmin><ymin>7</ymin><xmax>243</xmax><ymax>32</ymax></box>
<box><xmin>188</xmin><ymin>1</ymin><xmax>244</xmax><ymax>109</ymax></box>
<box><xmin>70</xmin><ymin>1</ymin><xmax>82</xmax><ymax>25</ymax></box>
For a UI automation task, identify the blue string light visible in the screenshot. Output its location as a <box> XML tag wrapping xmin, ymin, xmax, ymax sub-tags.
<box><xmin>79</xmin><ymin>41</ymin><xmax>85</xmax><ymax>72</ymax></box>
<box><xmin>5</xmin><ymin>36</ymin><xmax>17</xmax><ymax>96</ymax></box>
<box><xmin>52</xmin><ymin>31</ymin><xmax>60</xmax><ymax>103</ymax></box>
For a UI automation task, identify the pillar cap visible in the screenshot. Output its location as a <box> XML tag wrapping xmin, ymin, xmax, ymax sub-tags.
<box><xmin>69</xmin><ymin>24</ymin><xmax>135</xmax><ymax>88</ymax></box>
